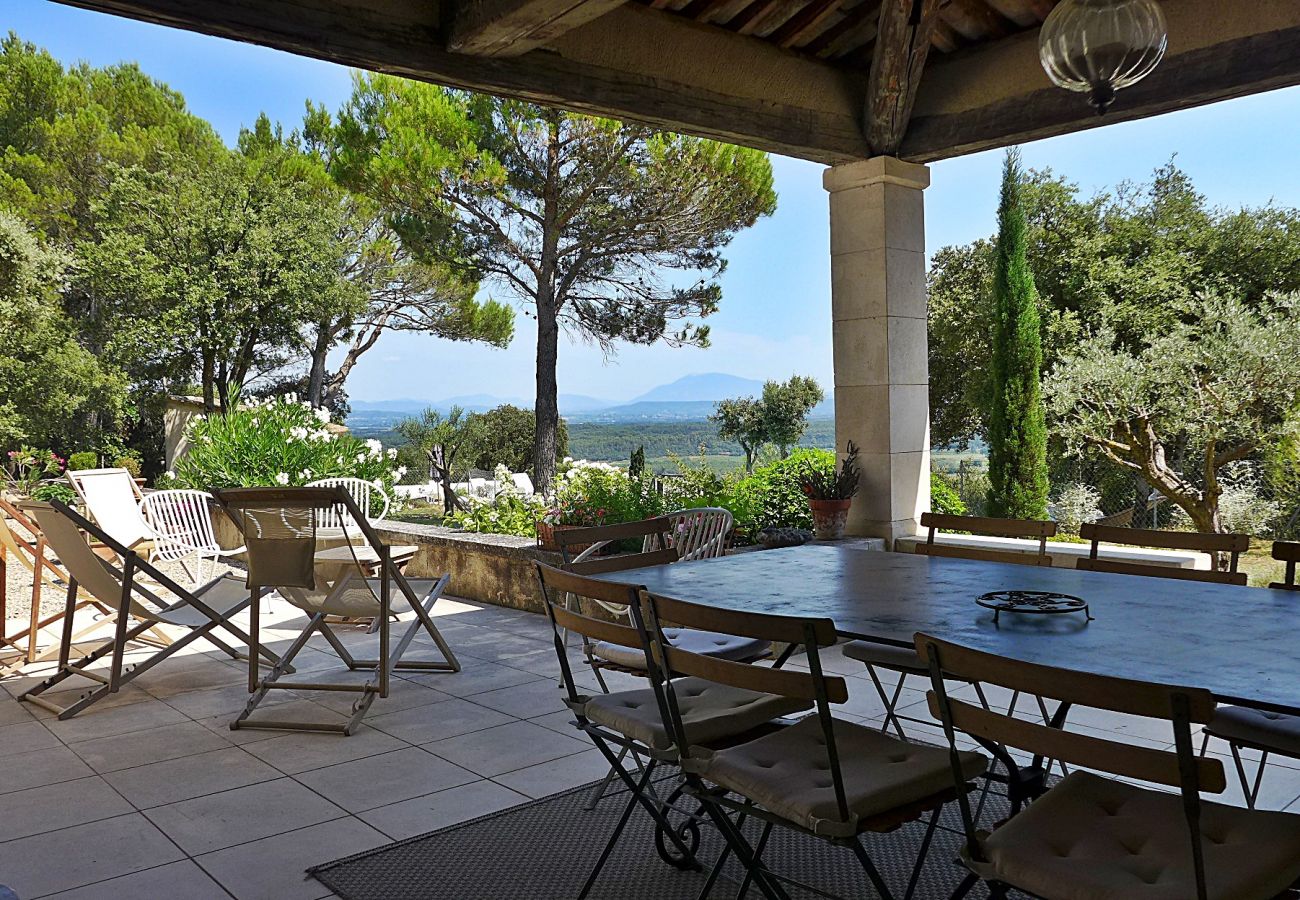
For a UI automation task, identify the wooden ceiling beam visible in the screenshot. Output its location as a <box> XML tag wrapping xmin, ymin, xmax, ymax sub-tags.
<box><xmin>51</xmin><ymin>0</ymin><xmax>871</xmax><ymax>163</ymax></box>
<box><xmin>805</xmin><ymin>0</ymin><xmax>878</xmax><ymax>57</ymax></box>
<box><xmin>447</xmin><ymin>0</ymin><xmax>627</xmax><ymax>56</ymax></box>
<box><xmin>771</xmin><ymin>0</ymin><xmax>852</xmax><ymax>49</ymax></box>
<box><xmin>864</xmin><ymin>0</ymin><xmax>942</xmax><ymax>154</ymax></box>
<box><xmin>903</xmin><ymin>0</ymin><xmax>1300</xmax><ymax>162</ymax></box>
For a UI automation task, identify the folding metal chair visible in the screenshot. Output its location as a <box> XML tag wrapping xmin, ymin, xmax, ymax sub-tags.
<box><xmin>534</xmin><ymin>562</ymin><xmax>811</xmax><ymax>900</ymax></box>
<box><xmin>212</xmin><ymin>487</ymin><xmax>458</xmax><ymax>735</ymax></box>
<box><xmin>16</xmin><ymin>500</ymin><xmax>281</xmax><ymax>719</ymax></box>
<box><xmin>642</xmin><ymin>590</ymin><xmax>988</xmax><ymax>900</ymax></box>
<box><xmin>660</xmin><ymin>507</ymin><xmax>733</xmax><ymax>561</ymax></box>
<box><xmin>919</xmin><ymin>633</ymin><xmax>1300</xmax><ymax>900</ymax></box>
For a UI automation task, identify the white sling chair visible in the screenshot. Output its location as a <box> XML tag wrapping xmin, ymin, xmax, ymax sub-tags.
<box><xmin>17</xmin><ymin>500</ymin><xmax>281</xmax><ymax>720</ymax></box>
<box><xmin>141</xmin><ymin>489</ymin><xmax>245</xmax><ymax>587</ymax></box>
<box><xmin>65</xmin><ymin>467</ymin><xmax>155</xmax><ymax>554</ymax></box>
<box><xmin>213</xmin><ymin>486</ymin><xmax>458</xmax><ymax>735</ymax></box>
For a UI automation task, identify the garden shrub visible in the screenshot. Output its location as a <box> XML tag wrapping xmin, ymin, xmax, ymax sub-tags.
<box><xmin>446</xmin><ymin>468</ymin><xmax>547</xmax><ymax>536</ymax></box>
<box><xmin>66</xmin><ymin>451</ymin><xmax>98</xmax><ymax>471</ymax></box>
<box><xmin>930</xmin><ymin>472</ymin><xmax>968</xmax><ymax>516</ymax></box>
<box><xmin>169</xmin><ymin>395</ymin><xmax>401</xmax><ymax>492</ymax></box>
<box><xmin>1049</xmin><ymin>483</ymin><xmax>1102</xmax><ymax>536</ymax></box>
<box><xmin>662</xmin><ymin>454</ymin><xmax>758</xmax><ymax>534</ymax></box>
<box><xmin>113</xmin><ymin>452</ymin><xmax>142</xmax><ymax>479</ymax></box>
<box><xmin>735</xmin><ymin>449</ymin><xmax>834</xmax><ymax>532</ymax></box>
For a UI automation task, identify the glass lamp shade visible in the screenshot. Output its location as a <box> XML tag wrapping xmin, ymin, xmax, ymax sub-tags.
<box><xmin>1038</xmin><ymin>0</ymin><xmax>1168</xmax><ymax>113</ymax></box>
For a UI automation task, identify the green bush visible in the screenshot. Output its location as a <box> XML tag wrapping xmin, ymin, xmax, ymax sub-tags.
<box><xmin>113</xmin><ymin>453</ymin><xmax>142</xmax><ymax>479</ymax></box>
<box><xmin>170</xmin><ymin>395</ymin><xmax>399</xmax><ymax>491</ymax></box>
<box><xmin>30</xmin><ymin>481</ymin><xmax>77</xmax><ymax>504</ymax></box>
<box><xmin>663</xmin><ymin>454</ymin><xmax>758</xmax><ymax>538</ymax></box>
<box><xmin>550</xmin><ymin>461</ymin><xmax>665</xmax><ymax>527</ymax></box>
<box><xmin>930</xmin><ymin>472</ymin><xmax>968</xmax><ymax>516</ymax></box>
<box><xmin>735</xmin><ymin>449</ymin><xmax>834</xmax><ymax>532</ymax></box>
<box><xmin>66</xmin><ymin>451</ymin><xmax>98</xmax><ymax>471</ymax></box>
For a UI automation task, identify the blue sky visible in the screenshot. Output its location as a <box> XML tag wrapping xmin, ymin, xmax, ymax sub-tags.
<box><xmin>10</xmin><ymin>0</ymin><xmax>1300</xmax><ymax>403</ymax></box>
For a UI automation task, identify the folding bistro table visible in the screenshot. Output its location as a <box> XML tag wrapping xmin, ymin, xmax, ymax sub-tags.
<box><xmin>601</xmin><ymin>543</ymin><xmax>1300</xmax><ymax>715</ymax></box>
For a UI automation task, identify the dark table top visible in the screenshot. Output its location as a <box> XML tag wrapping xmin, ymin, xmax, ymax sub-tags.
<box><xmin>601</xmin><ymin>544</ymin><xmax>1300</xmax><ymax>714</ymax></box>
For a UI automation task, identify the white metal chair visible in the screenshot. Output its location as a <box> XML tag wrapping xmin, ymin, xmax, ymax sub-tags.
<box><xmin>141</xmin><ymin>489</ymin><xmax>245</xmax><ymax>587</ymax></box>
<box><xmin>306</xmin><ymin>477</ymin><xmax>391</xmax><ymax>538</ymax></box>
<box><xmin>65</xmin><ymin>467</ymin><xmax>155</xmax><ymax>553</ymax></box>
<box><xmin>660</xmin><ymin>507</ymin><xmax>733</xmax><ymax>561</ymax></box>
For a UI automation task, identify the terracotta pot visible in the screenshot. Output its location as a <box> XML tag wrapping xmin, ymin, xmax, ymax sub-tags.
<box><xmin>536</xmin><ymin>521</ymin><xmax>594</xmax><ymax>555</ymax></box>
<box><xmin>808</xmin><ymin>498</ymin><xmax>852</xmax><ymax>541</ymax></box>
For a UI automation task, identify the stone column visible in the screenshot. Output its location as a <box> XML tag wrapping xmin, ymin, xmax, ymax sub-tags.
<box><xmin>823</xmin><ymin>156</ymin><xmax>930</xmax><ymax>544</ymax></box>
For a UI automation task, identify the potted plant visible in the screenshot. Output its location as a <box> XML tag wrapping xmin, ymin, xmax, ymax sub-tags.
<box><xmin>798</xmin><ymin>441</ymin><xmax>860</xmax><ymax>540</ymax></box>
<box><xmin>537</xmin><ymin>498</ymin><xmax>607</xmax><ymax>552</ymax></box>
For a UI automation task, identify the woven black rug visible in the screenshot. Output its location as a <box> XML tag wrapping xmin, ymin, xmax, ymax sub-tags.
<box><xmin>309</xmin><ymin>775</ymin><xmax>1000</xmax><ymax>900</ymax></box>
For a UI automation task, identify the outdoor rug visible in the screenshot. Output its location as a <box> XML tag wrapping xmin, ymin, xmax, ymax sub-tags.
<box><xmin>309</xmin><ymin>775</ymin><xmax>1004</xmax><ymax>900</ymax></box>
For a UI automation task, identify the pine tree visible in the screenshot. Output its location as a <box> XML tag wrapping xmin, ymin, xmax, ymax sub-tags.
<box><xmin>986</xmin><ymin>149</ymin><xmax>1050</xmax><ymax>519</ymax></box>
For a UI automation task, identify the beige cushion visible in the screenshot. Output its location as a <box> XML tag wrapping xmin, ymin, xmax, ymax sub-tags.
<box><xmin>281</xmin><ymin>574</ymin><xmax>440</xmax><ymax>618</ymax></box>
<box><xmin>842</xmin><ymin>640</ymin><xmax>927</xmax><ymax>673</ymax></box>
<box><xmin>975</xmin><ymin>770</ymin><xmax>1300</xmax><ymax>900</ymax></box>
<box><xmin>580</xmin><ymin>677</ymin><xmax>810</xmax><ymax>750</ymax></box>
<box><xmin>685</xmin><ymin>715</ymin><xmax>987</xmax><ymax>838</ymax></box>
<box><xmin>591</xmin><ymin>628</ymin><xmax>770</xmax><ymax>671</ymax></box>
<box><xmin>1205</xmin><ymin>706</ymin><xmax>1300</xmax><ymax>757</ymax></box>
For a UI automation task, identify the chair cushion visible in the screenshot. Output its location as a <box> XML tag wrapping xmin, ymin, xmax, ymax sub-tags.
<box><xmin>591</xmin><ymin>628</ymin><xmax>770</xmax><ymax>671</ymax></box>
<box><xmin>975</xmin><ymin>770</ymin><xmax>1300</xmax><ymax>900</ymax></box>
<box><xmin>685</xmin><ymin>715</ymin><xmax>986</xmax><ymax>838</ymax></box>
<box><xmin>1205</xmin><ymin>705</ymin><xmax>1300</xmax><ymax>757</ymax></box>
<box><xmin>579</xmin><ymin>677</ymin><xmax>810</xmax><ymax>751</ymax></box>
<box><xmin>842</xmin><ymin>640</ymin><xmax>927</xmax><ymax>673</ymax></box>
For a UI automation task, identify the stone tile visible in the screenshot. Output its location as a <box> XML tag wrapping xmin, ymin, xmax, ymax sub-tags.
<box><xmin>366</xmin><ymin>696</ymin><xmax>512</xmax><ymax>745</ymax></box>
<box><xmin>0</xmin><ymin>719</ymin><xmax>60</xmax><ymax>759</ymax></box>
<box><xmin>130</xmin><ymin>655</ymin><xmax>245</xmax><ymax>699</ymax></box>
<box><xmin>310</xmin><ymin>676</ymin><xmax>448</xmax><ymax>718</ymax></box>
<box><xmin>0</xmin><ymin>776</ymin><xmax>132</xmax><ymax>842</ymax></box>
<box><xmin>528</xmin><ymin>709</ymin><xmax>579</xmax><ymax>736</ymax></box>
<box><xmin>294</xmin><ymin>746</ymin><xmax>478</xmax><ymax>813</ymax></box>
<box><xmin>493</xmin><ymin>748</ymin><xmax>611</xmax><ymax>800</ymax></box>
<box><xmin>144</xmin><ymin>777</ymin><xmax>345</xmax><ymax>855</ymax></box>
<box><xmin>104</xmin><ymin>746</ymin><xmax>282</xmax><ymax>809</ymax></box>
<box><xmin>465</xmin><ymin>678</ymin><xmax>570</xmax><ymax>719</ymax></box>
<box><xmin>195</xmin><ymin>817</ymin><xmax>389</xmax><ymax>900</ymax></box>
<box><xmin>70</xmin><ymin>720</ymin><xmax>232</xmax><ymax>774</ymax></box>
<box><xmin>0</xmin><ymin>745</ymin><xmax>95</xmax><ymax>795</ymax></box>
<box><xmin>0</xmin><ymin>697</ymin><xmax>34</xmax><ymax>726</ymax></box>
<box><xmin>405</xmin><ymin>660</ymin><xmax>539</xmax><ymax>698</ymax></box>
<box><xmin>243</xmin><ymin>724</ymin><xmax>409</xmax><ymax>776</ymax></box>
<box><xmin>161</xmin><ymin>681</ymin><xmax>296</xmax><ymax>720</ymax></box>
<box><xmin>358</xmin><ymin>779</ymin><xmax>529</xmax><ymax>841</ymax></box>
<box><xmin>425</xmin><ymin>720</ymin><xmax>589</xmax><ymax>778</ymax></box>
<box><xmin>194</xmin><ymin>698</ymin><xmax>346</xmax><ymax>745</ymax></box>
<box><xmin>0</xmin><ymin>813</ymin><xmax>184</xmax><ymax>898</ymax></box>
<box><xmin>40</xmin><ymin>694</ymin><xmax>190</xmax><ymax>744</ymax></box>
<box><xmin>43</xmin><ymin>860</ymin><xmax>231</xmax><ymax>900</ymax></box>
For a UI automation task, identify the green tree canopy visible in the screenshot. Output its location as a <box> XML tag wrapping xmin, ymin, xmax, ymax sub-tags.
<box><xmin>1045</xmin><ymin>293</ymin><xmax>1300</xmax><ymax>534</ymax></box>
<box><xmin>760</xmin><ymin>376</ymin><xmax>825</xmax><ymax>458</ymax></box>
<box><xmin>334</xmin><ymin>75</ymin><xmax>776</xmax><ymax>489</ymax></box>
<box><xmin>986</xmin><ymin>149</ymin><xmax>1049</xmax><ymax>519</ymax></box>
<box><xmin>0</xmin><ymin>208</ymin><xmax>124</xmax><ymax>448</ymax></box>
<box><xmin>395</xmin><ymin>406</ymin><xmax>481</xmax><ymax>512</ymax></box>
<box><xmin>711</xmin><ymin>397</ymin><xmax>767</xmax><ymax>472</ymax></box>
<box><xmin>463</xmin><ymin>403</ymin><xmax>568</xmax><ymax>474</ymax></box>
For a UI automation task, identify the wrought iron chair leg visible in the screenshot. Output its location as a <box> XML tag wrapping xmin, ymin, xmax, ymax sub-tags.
<box><xmin>577</xmin><ymin>762</ymin><xmax>654</xmax><ymax>900</ymax></box>
<box><xmin>903</xmin><ymin>807</ymin><xmax>943</xmax><ymax>900</ymax></box>
<box><xmin>847</xmin><ymin>836</ymin><xmax>895</xmax><ymax>900</ymax></box>
<box><xmin>584</xmin><ymin>744</ymin><xmax>634</xmax><ymax>810</ymax></box>
<box><xmin>1230</xmin><ymin>744</ymin><xmax>1269</xmax><ymax>810</ymax></box>
<box><xmin>733</xmin><ymin>820</ymin><xmax>775</xmax><ymax>900</ymax></box>
<box><xmin>866</xmin><ymin>664</ymin><xmax>909</xmax><ymax>740</ymax></box>
<box><xmin>700</xmin><ymin>802</ymin><xmax>788</xmax><ymax>900</ymax></box>
<box><xmin>590</xmin><ymin>741</ymin><xmax>698</xmax><ymax>865</ymax></box>
<box><xmin>948</xmin><ymin>871</ymin><xmax>979</xmax><ymax>900</ymax></box>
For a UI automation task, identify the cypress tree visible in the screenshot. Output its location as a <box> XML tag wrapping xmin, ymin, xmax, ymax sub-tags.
<box><xmin>986</xmin><ymin>149</ymin><xmax>1050</xmax><ymax>519</ymax></box>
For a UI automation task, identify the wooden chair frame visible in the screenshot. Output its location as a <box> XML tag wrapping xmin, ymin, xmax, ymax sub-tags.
<box><xmin>533</xmin><ymin>562</ymin><xmax>703</xmax><ymax>899</ymax></box>
<box><xmin>644</xmin><ymin>591</ymin><xmax>967</xmax><ymax>900</ymax></box>
<box><xmin>213</xmin><ymin>487</ymin><xmax>458</xmax><ymax>736</ymax></box>
<box><xmin>917</xmin><ymin>633</ymin><xmax>1232</xmax><ymax>900</ymax></box>
<box><xmin>1077</xmin><ymin>521</ymin><xmax>1249</xmax><ymax>585</ymax></box>
<box><xmin>17</xmin><ymin>500</ymin><xmax>284</xmax><ymax>720</ymax></box>
<box><xmin>915</xmin><ymin>512</ymin><xmax>1057</xmax><ymax>567</ymax></box>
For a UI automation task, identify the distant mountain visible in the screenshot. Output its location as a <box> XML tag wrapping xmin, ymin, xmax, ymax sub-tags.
<box><xmin>353</xmin><ymin>393</ymin><xmax>612</xmax><ymax>416</ymax></box>
<box><xmin>558</xmin><ymin>393</ymin><xmax>616</xmax><ymax>413</ymax></box>
<box><xmin>631</xmin><ymin>373</ymin><xmax>764</xmax><ymax>403</ymax></box>
<box><xmin>566</xmin><ymin>400</ymin><xmax>721</xmax><ymax>423</ymax></box>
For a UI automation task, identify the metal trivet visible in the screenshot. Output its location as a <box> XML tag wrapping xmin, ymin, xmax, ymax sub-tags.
<box><xmin>976</xmin><ymin>590</ymin><xmax>1093</xmax><ymax>626</ymax></box>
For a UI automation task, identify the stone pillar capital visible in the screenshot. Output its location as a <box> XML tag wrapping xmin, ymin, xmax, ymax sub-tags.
<box><xmin>822</xmin><ymin>156</ymin><xmax>930</xmax><ymax>194</ymax></box>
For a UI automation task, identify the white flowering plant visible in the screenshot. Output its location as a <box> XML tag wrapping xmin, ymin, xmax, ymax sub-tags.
<box><xmin>167</xmin><ymin>395</ymin><xmax>398</xmax><ymax>492</ymax></box>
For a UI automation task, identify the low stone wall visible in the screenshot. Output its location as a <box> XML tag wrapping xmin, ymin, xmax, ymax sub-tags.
<box><xmin>374</xmin><ymin>521</ymin><xmax>562</xmax><ymax>613</ymax></box>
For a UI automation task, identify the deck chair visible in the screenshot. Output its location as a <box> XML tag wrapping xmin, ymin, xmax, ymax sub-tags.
<box><xmin>555</xmin><ymin>517</ymin><xmax>769</xmax><ymax>694</ymax></box>
<box><xmin>1199</xmin><ymin>541</ymin><xmax>1300</xmax><ymax>809</ymax></box>
<box><xmin>141</xmin><ymin>489</ymin><xmax>245</xmax><ymax>587</ymax></box>
<box><xmin>212</xmin><ymin>486</ymin><xmax>458</xmax><ymax>735</ymax></box>
<box><xmin>643</xmin><ymin>591</ymin><xmax>987</xmax><ymax>900</ymax></box>
<box><xmin>534</xmin><ymin>562</ymin><xmax>811</xmax><ymax>899</ymax></box>
<box><xmin>1077</xmin><ymin>521</ymin><xmax>1249</xmax><ymax>584</ymax></box>
<box><xmin>845</xmin><ymin>512</ymin><xmax>1059</xmax><ymax>742</ymax></box>
<box><xmin>0</xmin><ymin>497</ymin><xmax>128</xmax><ymax>676</ymax></box>
<box><xmin>16</xmin><ymin>500</ymin><xmax>281</xmax><ymax>720</ymax></box>
<box><xmin>918</xmin><ymin>633</ymin><xmax>1300</xmax><ymax>900</ymax></box>
<box><xmin>65</xmin><ymin>467</ymin><xmax>155</xmax><ymax>555</ymax></box>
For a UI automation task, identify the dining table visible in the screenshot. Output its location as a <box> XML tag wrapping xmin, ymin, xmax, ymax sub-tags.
<box><xmin>598</xmin><ymin>542</ymin><xmax>1300</xmax><ymax>715</ymax></box>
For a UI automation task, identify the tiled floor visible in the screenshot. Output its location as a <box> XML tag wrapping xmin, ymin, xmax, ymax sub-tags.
<box><xmin>2</xmin><ymin>596</ymin><xmax>1300</xmax><ymax>899</ymax></box>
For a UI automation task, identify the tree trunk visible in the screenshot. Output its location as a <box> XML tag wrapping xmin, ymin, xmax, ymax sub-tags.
<box><xmin>307</xmin><ymin>321</ymin><xmax>333</xmax><ymax>407</ymax></box>
<box><xmin>533</xmin><ymin>299</ymin><xmax>560</xmax><ymax>493</ymax></box>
